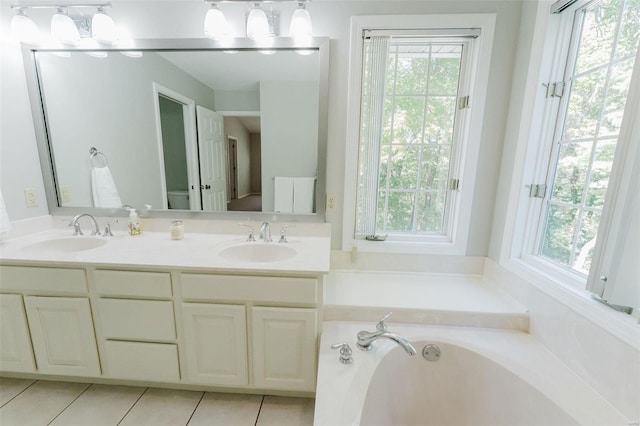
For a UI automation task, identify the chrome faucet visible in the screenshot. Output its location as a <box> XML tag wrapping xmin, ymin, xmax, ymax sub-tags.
<box><xmin>69</xmin><ymin>214</ymin><xmax>101</xmax><ymax>236</ymax></box>
<box><xmin>259</xmin><ymin>222</ymin><xmax>272</xmax><ymax>242</ymax></box>
<box><xmin>356</xmin><ymin>312</ymin><xmax>417</xmax><ymax>356</ymax></box>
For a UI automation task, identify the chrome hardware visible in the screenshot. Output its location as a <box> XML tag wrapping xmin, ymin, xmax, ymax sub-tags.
<box><xmin>69</xmin><ymin>214</ymin><xmax>100</xmax><ymax>236</ymax></box>
<box><xmin>356</xmin><ymin>312</ymin><xmax>416</xmax><ymax>356</ymax></box>
<box><xmin>239</xmin><ymin>224</ymin><xmax>256</xmax><ymax>242</ymax></box>
<box><xmin>102</xmin><ymin>223</ymin><xmax>114</xmax><ymax>237</ymax></box>
<box><xmin>279</xmin><ymin>224</ymin><xmax>295</xmax><ymax>243</ymax></box>
<box><xmin>422</xmin><ymin>344</ymin><xmax>441</xmax><ymax>361</ymax></box>
<box><xmin>376</xmin><ymin>312</ymin><xmax>392</xmax><ymax>332</ymax></box>
<box><xmin>259</xmin><ymin>222</ymin><xmax>272</xmax><ymax>242</ymax></box>
<box><xmin>331</xmin><ymin>342</ymin><xmax>353</xmax><ymax>364</ymax></box>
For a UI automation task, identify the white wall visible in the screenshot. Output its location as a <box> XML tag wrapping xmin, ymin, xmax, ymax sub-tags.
<box><xmin>214</xmin><ymin>89</ymin><xmax>260</xmax><ymax>112</ymax></box>
<box><xmin>260</xmin><ymin>80</ymin><xmax>319</xmax><ymax>212</ymax></box>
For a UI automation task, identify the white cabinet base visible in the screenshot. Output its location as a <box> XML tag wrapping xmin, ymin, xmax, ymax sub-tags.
<box><xmin>182</xmin><ymin>303</ymin><xmax>248</xmax><ymax>386</ymax></box>
<box><xmin>24</xmin><ymin>296</ymin><xmax>101</xmax><ymax>377</ymax></box>
<box><xmin>251</xmin><ymin>307</ymin><xmax>317</xmax><ymax>392</ymax></box>
<box><xmin>0</xmin><ymin>294</ymin><xmax>36</xmax><ymax>373</ymax></box>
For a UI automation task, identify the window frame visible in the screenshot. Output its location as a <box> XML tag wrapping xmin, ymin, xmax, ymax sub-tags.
<box><xmin>342</xmin><ymin>14</ymin><xmax>497</xmax><ymax>255</ymax></box>
<box><xmin>498</xmin><ymin>0</ymin><xmax>640</xmax><ymax>346</ymax></box>
<box><xmin>517</xmin><ymin>0</ymin><xmax>639</xmax><ymax>289</ymax></box>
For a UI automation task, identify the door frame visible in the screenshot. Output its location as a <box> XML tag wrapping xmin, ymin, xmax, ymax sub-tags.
<box><xmin>227</xmin><ymin>136</ymin><xmax>239</xmax><ymax>201</ymax></box>
<box><xmin>152</xmin><ymin>82</ymin><xmax>201</xmax><ymax>210</ymax></box>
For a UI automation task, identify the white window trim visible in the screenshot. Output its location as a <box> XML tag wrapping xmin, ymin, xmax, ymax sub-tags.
<box><xmin>341</xmin><ymin>13</ymin><xmax>497</xmax><ymax>255</ymax></box>
<box><xmin>497</xmin><ymin>1</ymin><xmax>640</xmax><ymax>349</ymax></box>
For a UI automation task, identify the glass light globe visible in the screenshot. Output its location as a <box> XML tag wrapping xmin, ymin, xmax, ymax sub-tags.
<box><xmin>51</xmin><ymin>10</ymin><xmax>80</xmax><ymax>45</ymax></box>
<box><xmin>290</xmin><ymin>7</ymin><xmax>312</xmax><ymax>41</ymax></box>
<box><xmin>10</xmin><ymin>11</ymin><xmax>41</xmax><ymax>44</ymax></box>
<box><xmin>204</xmin><ymin>4</ymin><xmax>229</xmax><ymax>39</ymax></box>
<box><xmin>246</xmin><ymin>7</ymin><xmax>270</xmax><ymax>41</ymax></box>
<box><xmin>92</xmin><ymin>10</ymin><xmax>117</xmax><ymax>44</ymax></box>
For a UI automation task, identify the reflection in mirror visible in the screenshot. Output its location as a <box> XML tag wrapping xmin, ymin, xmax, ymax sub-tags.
<box><xmin>34</xmin><ymin>47</ymin><xmax>322</xmax><ymax>214</ymax></box>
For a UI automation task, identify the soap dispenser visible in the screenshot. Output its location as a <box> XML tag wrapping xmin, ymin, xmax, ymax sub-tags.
<box><xmin>126</xmin><ymin>207</ymin><xmax>142</xmax><ymax>236</ymax></box>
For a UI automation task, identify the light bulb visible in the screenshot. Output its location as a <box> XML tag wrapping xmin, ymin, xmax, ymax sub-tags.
<box><xmin>92</xmin><ymin>8</ymin><xmax>117</xmax><ymax>44</ymax></box>
<box><xmin>290</xmin><ymin>5</ymin><xmax>312</xmax><ymax>42</ymax></box>
<box><xmin>10</xmin><ymin>10</ymin><xmax>41</xmax><ymax>44</ymax></box>
<box><xmin>51</xmin><ymin>9</ymin><xmax>80</xmax><ymax>45</ymax></box>
<box><xmin>204</xmin><ymin>4</ymin><xmax>230</xmax><ymax>40</ymax></box>
<box><xmin>246</xmin><ymin>7</ymin><xmax>270</xmax><ymax>41</ymax></box>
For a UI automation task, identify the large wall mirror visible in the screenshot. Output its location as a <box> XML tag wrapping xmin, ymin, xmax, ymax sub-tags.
<box><xmin>23</xmin><ymin>38</ymin><xmax>329</xmax><ymax>219</ymax></box>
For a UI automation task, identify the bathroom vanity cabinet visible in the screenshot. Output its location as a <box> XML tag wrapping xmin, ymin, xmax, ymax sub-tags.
<box><xmin>0</xmin><ymin>266</ymin><xmax>100</xmax><ymax>377</ymax></box>
<box><xmin>0</xmin><ymin>264</ymin><xmax>322</xmax><ymax>394</ymax></box>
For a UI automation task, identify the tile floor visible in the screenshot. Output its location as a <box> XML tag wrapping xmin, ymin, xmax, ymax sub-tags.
<box><xmin>0</xmin><ymin>378</ymin><xmax>315</xmax><ymax>426</ymax></box>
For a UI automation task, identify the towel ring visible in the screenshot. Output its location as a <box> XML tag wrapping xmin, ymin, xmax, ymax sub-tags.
<box><xmin>89</xmin><ymin>147</ymin><xmax>108</xmax><ymax>168</ymax></box>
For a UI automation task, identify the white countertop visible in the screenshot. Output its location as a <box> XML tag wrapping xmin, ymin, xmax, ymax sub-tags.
<box><xmin>0</xmin><ymin>216</ymin><xmax>331</xmax><ymax>274</ymax></box>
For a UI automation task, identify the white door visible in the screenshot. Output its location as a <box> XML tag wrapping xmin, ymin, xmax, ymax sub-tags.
<box><xmin>24</xmin><ymin>296</ymin><xmax>101</xmax><ymax>377</ymax></box>
<box><xmin>0</xmin><ymin>294</ymin><xmax>36</xmax><ymax>373</ymax></box>
<box><xmin>251</xmin><ymin>307</ymin><xmax>317</xmax><ymax>391</ymax></box>
<box><xmin>196</xmin><ymin>106</ymin><xmax>227</xmax><ymax>211</ymax></box>
<box><xmin>182</xmin><ymin>303</ymin><xmax>248</xmax><ymax>386</ymax></box>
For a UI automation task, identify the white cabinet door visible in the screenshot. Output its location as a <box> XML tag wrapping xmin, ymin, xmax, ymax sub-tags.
<box><xmin>24</xmin><ymin>296</ymin><xmax>101</xmax><ymax>377</ymax></box>
<box><xmin>0</xmin><ymin>294</ymin><xmax>36</xmax><ymax>373</ymax></box>
<box><xmin>182</xmin><ymin>303</ymin><xmax>248</xmax><ymax>386</ymax></box>
<box><xmin>251</xmin><ymin>307</ymin><xmax>317</xmax><ymax>391</ymax></box>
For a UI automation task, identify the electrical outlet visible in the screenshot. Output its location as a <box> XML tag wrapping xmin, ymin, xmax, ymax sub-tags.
<box><xmin>326</xmin><ymin>194</ymin><xmax>337</xmax><ymax>213</ymax></box>
<box><xmin>60</xmin><ymin>185</ymin><xmax>71</xmax><ymax>203</ymax></box>
<box><xmin>24</xmin><ymin>188</ymin><xmax>38</xmax><ymax>208</ymax></box>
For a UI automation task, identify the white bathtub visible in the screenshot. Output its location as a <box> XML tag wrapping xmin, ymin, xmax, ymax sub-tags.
<box><xmin>315</xmin><ymin>322</ymin><xmax>629</xmax><ymax>426</ymax></box>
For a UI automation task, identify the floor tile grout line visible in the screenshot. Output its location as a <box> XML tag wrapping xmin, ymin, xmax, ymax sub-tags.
<box><xmin>184</xmin><ymin>390</ymin><xmax>206</xmax><ymax>426</ymax></box>
<box><xmin>116</xmin><ymin>386</ymin><xmax>150</xmax><ymax>426</ymax></box>
<box><xmin>0</xmin><ymin>378</ymin><xmax>38</xmax><ymax>409</ymax></box>
<box><xmin>46</xmin><ymin>382</ymin><xmax>93</xmax><ymax>425</ymax></box>
<box><xmin>254</xmin><ymin>395</ymin><xmax>265</xmax><ymax>426</ymax></box>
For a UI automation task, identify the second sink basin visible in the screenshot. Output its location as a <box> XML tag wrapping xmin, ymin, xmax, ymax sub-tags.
<box><xmin>24</xmin><ymin>236</ymin><xmax>108</xmax><ymax>253</ymax></box>
<box><xmin>218</xmin><ymin>243</ymin><xmax>296</xmax><ymax>263</ymax></box>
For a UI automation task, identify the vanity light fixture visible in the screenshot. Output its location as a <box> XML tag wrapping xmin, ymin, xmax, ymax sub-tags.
<box><xmin>91</xmin><ymin>6</ymin><xmax>117</xmax><ymax>44</ymax></box>
<box><xmin>9</xmin><ymin>3</ymin><xmax>117</xmax><ymax>46</ymax></box>
<box><xmin>9</xmin><ymin>8</ymin><xmax>41</xmax><ymax>44</ymax></box>
<box><xmin>202</xmin><ymin>0</ymin><xmax>313</xmax><ymax>49</ymax></box>
<box><xmin>51</xmin><ymin>8</ymin><xmax>81</xmax><ymax>45</ymax></box>
<box><xmin>289</xmin><ymin>2</ymin><xmax>312</xmax><ymax>41</ymax></box>
<box><xmin>204</xmin><ymin>3</ymin><xmax>230</xmax><ymax>40</ymax></box>
<box><xmin>246</xmin><ymin>3</ymin><xmax>272</xmax><ymax>41</ymax></box>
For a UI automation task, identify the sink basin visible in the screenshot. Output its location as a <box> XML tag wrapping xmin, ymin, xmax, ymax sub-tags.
<box><xmin>24</xmin><ymin>237</ymin><xmax>108</xmax><ymax>253</ymax></box>
<box><xmin>218</xmin><ymin>243</ymin><xmax>297</xmax><ymax>263</ymax></box>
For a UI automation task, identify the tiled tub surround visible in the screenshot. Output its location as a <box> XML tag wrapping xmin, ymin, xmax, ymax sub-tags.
<box><xmin>315</xmin><ymin>322</ymin><xmax>630</xmax><ymax>426</ymax></box>
<box><xmin>0</xmin><ymin>216</ymin><xmax>330</xmax><ymax>396</ymax></box>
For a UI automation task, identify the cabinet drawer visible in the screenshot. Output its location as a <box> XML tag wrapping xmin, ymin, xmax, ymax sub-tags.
<box><xmin>181</xmin><ymin>274</ymin><xmax>318</xmax><ymax>305</ymax></box>
<box><xmin>103</xmin><ymin>340</ymin><xmax>179</xmax><ymax>382</ymax></box>
<box><xmin>0</xmin><ymin>266</ymin><xmax>87</xmax><ymax>294</ymax></box>
<box><xmin>98</xmin><ymin>299</ymin><xmax>176</xmax><ymax>341</ymax></box>
<box><xmin>94</xmin><ymin>270</ymin><xmax>172</xmax><ymax>299</ymax></box>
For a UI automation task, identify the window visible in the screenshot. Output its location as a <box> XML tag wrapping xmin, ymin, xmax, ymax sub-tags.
<box><xmin>343</xmin><ymin>15</ymin><xmax>496</xmax><ymax>254</ymax></box>
<box><xmin>531</xmin><ymin>0</ymin><xmax>639</xmax><ymax>278</ymax></box>
<box><xmin>356</xmin><ymin>36</ymin><xmax>469</xmax><ymax>238</ymax></box>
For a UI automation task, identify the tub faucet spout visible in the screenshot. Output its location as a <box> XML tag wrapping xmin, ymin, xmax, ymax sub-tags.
<box><xmin>356</xmin><ymin>312</ymin><xmax>416</xmax><ymax>356</ymax></box>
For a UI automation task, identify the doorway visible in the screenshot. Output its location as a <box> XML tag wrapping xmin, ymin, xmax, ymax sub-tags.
<box><xmin>152</xmin><ymin>83</ymin><xmax>201</xmax><ymax>210</ymax></box>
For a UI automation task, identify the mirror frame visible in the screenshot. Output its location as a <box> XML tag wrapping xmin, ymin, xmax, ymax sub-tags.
<box><xmin>22</xmin><ymin>37</ymin><xmax>330</xmax><ymax>222</ymax></box>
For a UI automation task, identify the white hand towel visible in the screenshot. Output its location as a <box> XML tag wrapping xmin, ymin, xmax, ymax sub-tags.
<box><xmin>91</xmin><ymin>166</ymin><xmax>122</xmax><ymax>208</ymax></box>
<box><xmin>274</xmin><ymin>177</ymin><xmax>294</xmax><ymax>213</ymax></box>
<box><xmin>0</xmin><ymin>190</ymin><xmax>11</xmax><ymax>234</ymax></box>
<box><xmin>293</xmin><ymin>177</ymin><xmax>315</xmax><ymax>214</ymax></box>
